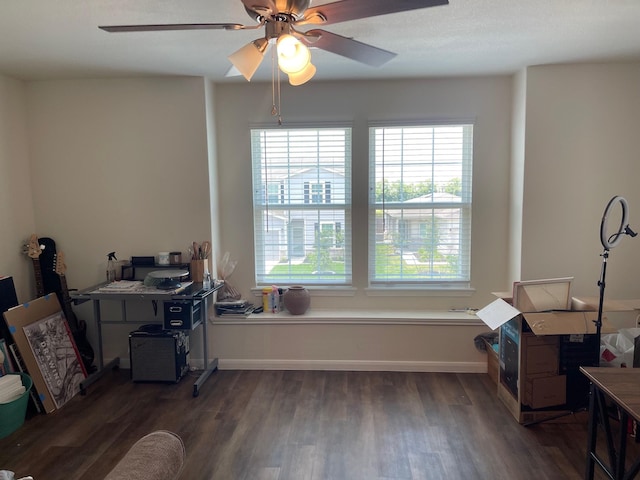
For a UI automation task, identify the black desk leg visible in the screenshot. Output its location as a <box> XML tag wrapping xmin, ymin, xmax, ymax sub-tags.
<box><xmin>617</xmin><ymin>410</ymin><xmax>629</xmax><ymax>479</ymax></box>
<box><xmin>585</xmin><ymin>384</ymin><xmax>634</xmax><ymax>480</ymax></box>
<box><xmin>586</xmin><ymin>382</ymin><xmax>598</xmax><ymax>479</ymax></box>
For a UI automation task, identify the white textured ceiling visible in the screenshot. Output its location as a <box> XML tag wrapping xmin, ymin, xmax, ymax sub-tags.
<box><xmin>1</xmin><ymin>0</ymin><xmax>639</xmax><ymax>82</ymax></box>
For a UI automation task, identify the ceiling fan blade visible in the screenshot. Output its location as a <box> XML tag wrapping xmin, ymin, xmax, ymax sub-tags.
<box><xmin>99</xmin><ymin>23</ymin><xmax>246</xmax><ymax>33</ymax></box>
<box><xmin>301</xmin><ymin>29</ymin><xmax>396</xmax><ymax>67</ymax></box>
<box><xmin>302</xmin><ymin>0</ymin><xmax>448</xmax><ymax>26</ymax></box>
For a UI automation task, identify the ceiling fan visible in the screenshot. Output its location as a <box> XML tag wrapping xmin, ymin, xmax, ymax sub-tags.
<box><xmin>99</xmin><ymin>0</ymin><xmax>449</xmax><ymax>85</ymax></box>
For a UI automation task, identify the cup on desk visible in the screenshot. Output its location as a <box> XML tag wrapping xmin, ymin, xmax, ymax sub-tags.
<box><xmin>114</xmin><ymin>261</ymin><xmax>129</xmax><ymax>281</ymax></box>
<box><xmin>158</xmin><ymin>252</ymin><xmax>170</xmax><ymax>265</ymax></box>
<box><xmin>191</xmin><ymin>259</ymin><xmax>208</xmax><ymax>282</ymax></box>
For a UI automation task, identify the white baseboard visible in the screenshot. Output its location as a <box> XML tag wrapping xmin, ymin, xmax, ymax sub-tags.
<box><xmin>189</xmin><ymin>358</ymin><xmax>486</xmax><ymax>373</ymax></box>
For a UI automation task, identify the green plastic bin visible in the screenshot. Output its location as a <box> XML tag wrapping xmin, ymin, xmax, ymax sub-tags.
<box><xmin>0</xmin><ymin>372</ymin><xmax>32</xmax><ymax>439</ymax></box>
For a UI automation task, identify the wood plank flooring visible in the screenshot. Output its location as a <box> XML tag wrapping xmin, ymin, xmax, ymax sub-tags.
<box><xmin>0</xmin><ymin>368</ymin><xmax>631</xmax><ymax>479</ymax></box>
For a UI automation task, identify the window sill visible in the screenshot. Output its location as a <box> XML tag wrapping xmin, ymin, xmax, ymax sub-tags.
<box><xmin>211</xmin><ymin>309</ymin><xmax>482</xmax><ymax>326</ymax></box>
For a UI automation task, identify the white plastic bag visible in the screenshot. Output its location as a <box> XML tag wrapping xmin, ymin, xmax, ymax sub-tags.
<box><xmin>216</xmin><ymin>252</ymin><xmax>241</xmax><ymax>300</ymax></box>
<box><xmin>600</xmin><ymin>327</ymin><xmax>640</xmax><ymax>367</ymax></box>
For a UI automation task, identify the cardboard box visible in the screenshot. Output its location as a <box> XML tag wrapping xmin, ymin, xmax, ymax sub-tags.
<box><xmin>512</xmin><ymin>277</ymin><xmax>573</xmax><ymax>312</ymax></box>
<box><xmin>571</xmin><ymin>296</ymin><xmax>640</xmax><ymax>312</ymax></box>
<box><xmin>524</xmin><ymin>374</ymin><xmax>567</xmax><ymax>409</ymax></box>
<box><xmin>3</xmin><ymin>295</ymin><xmax>63</xmax><ymax>413</ymax></box>
<box><xmin>482</xmin><ymin>338</ymin><xmax>499</xmax><ymax>385</ymax></box>
<box><xmin>477</xmin><ymin>277</ymin><xmax>616</xmax><ymax>424</ymax></box>
<box><xmin>522</xmin><ymin>335</ymin><xmax>558</xmax><ymax>375</ymax></box>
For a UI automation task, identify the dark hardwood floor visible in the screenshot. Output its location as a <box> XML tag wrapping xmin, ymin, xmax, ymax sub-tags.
<box><xmin>0</xmin><ymin>368</ymin><xmax>631</xmax><ymax>479</ymax></box>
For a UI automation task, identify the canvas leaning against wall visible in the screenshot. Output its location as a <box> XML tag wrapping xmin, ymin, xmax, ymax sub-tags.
<box><xmin>22</xmin><ymin>311</ymin><xmax>86</xmax><ymax>409</ymax></box>
<box><xmin>3</xmin><ymin>295</ymin><xmax>86</xmax><ymax>413</ymax></box>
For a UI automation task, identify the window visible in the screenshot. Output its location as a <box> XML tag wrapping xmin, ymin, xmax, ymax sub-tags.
<box><xmin>304</xmin><ymin>181</ymin><xmax>331</xmax><ymax>204</ymax></box>
<box><xmin>266</xmin><ymin>182</ymin><xmax>284</xmax><ymax>204</ymax></box>
<box><xmin>251</xmin><ymin>127</ymin><xmax>352</xmax><ymax>286</ymax></box>
<box><xmin>368</xmin><ymin>122</ymin><xmax>473</xmax><ymax>287</ymax></box>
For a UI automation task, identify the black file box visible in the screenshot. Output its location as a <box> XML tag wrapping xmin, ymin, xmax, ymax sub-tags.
<box><xmin>129</xmin><ymin>329</ymin><xmax>189</xmax><ymax>383</ymax></box>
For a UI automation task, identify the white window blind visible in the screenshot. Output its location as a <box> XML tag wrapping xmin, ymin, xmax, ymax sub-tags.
<box><xmin>368</xmin><ymin>122</ymin><xmax>473</xmax><ymax>286</ymax></box>
<box><xmin>251</xmin><ymin>127</ymin><xmax>352</xmax><ymax>286</ymax></box>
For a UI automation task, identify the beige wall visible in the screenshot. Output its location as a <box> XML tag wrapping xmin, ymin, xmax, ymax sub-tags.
<box><xmin>24</xmin><ymin>77</ymin><xmax>212</xmax><ymax>289</ymax></box>
<box><xmin>521</xmin><ymin>64</ymin><xmax>640</xmax><ymax>299</ymax></box>
<box><xmin>1</xmin><ymin>64</ymin><xmax>639</xmax><ymax>371</ymax></box>
<box><xmin>12</xmin><ymin>77</ymin><xmax>213</xmax><ymax>362</ymax></box>
<box><xmin>212</xmin><ymin>320</ymin><xmax>487</xmax><ymax>372</ymax></box>
<box><xmin>0</xmin><ymin>75</ymin><xmax>36</xmax><ymax>302</ymax></box>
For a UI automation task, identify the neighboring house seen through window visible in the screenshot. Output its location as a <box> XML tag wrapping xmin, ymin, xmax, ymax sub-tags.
<box><xmin>304</xmin><ymin>182</ymin><xmax>332</xmax><ymax>204</ymax></box>
<box><xmin>368</xmin><ymin>122</ymin><xmax>473</xmax><ymax>287</ymax></box>
<box><xmin>251</xmin><ymin>127</ymin><xmax>352</xmax><ymax>286</ymax></box>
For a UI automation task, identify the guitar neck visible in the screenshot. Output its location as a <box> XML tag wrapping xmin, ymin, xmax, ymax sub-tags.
<box><xmin>57</xmin><ymin>273</ymin><xmax>80</xmax><ymax>331</ymax></box>
<box><xmin>58</xmin><ymin>274</ymin><xmax>73</xmax><ymax>308</ymax></box>
<box><xmin>32</xmin><ymin>258</ymin><xmax>45</xmax><ymax>298</ymax></box>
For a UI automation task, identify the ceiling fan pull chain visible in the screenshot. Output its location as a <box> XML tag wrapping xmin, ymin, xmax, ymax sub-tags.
<box><xmin>269</xmin><ymin>45</ymin><xmax>283</xmax><ymax>125</ymax></box>
<box><xmin>271</xmin><ymin>46</ymin><xmax>278</xmax><ymax>117</ymax></box>
<box><xmin>277</xmin><ymin>67</ymin><xmax>283</xmax><ymax>125</ymax></box>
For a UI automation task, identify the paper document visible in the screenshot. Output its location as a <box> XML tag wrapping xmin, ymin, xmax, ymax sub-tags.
<box><xmin>92</xmin><ymin>281</ymin><xmax>193</xmax><ymax>295</ymax></box>
<box><xmin>96</xmin><ymin>280</ymin><xmax>143</xmax><ymax>292</ymax></box>
<box><xmin>476</xmin><ymin>298</ymin><xmax>521</xmax><ymax>330</ymax></box>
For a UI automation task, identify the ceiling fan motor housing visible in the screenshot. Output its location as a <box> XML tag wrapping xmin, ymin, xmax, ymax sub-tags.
<box><xmin>265</xmin><ymin>19</ymin><xmax>293</xmax><ymax>40</ymax></box>
<box><xmin>244</xmin><ymin>0</ymin><xmax>311</xmax><ymax>21</ymax></box>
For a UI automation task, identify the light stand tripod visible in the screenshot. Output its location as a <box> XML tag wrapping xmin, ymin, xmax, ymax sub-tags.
<box><xmin>594</xmin><ymin>195</ymin><xmax>637</xmax><ymax>366</ymax></box>
<box><xmin>594</xmin><ymin>249</ymin><xmax>609</xmax><ymax>367</ymax></box>
<box><xmin>525</xmin><ymin>196</ymin><xmax>635</xmax><ymax>427</ymax></box>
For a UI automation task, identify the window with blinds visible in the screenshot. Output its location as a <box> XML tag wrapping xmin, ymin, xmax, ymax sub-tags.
<box><xmin>251</xmin><ymin>127</ymin><xmax>352</xmax><ymax>286</ymax></box>
<box><xmin>368</xmin><ymin>122</ymin><xmax>473</xmax><ymax>287</ymax></box>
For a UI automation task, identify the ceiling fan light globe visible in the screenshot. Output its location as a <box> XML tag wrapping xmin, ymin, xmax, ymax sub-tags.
<box><xmin>276</xmin><ymin>34</ymin><xmax>311</xmax><ymax>74</ymax></box>
<box><xmin>276</xmin><ymin>34</ymin><xmax>300</xmax><ymax>56</ymax></box>
<box><xmin>228</xmin><ymin>38</ymin><xmax>268</xmax><ymax>81</ymax></box>
<box><xmin>288</xmin><ymin>62</ymin><xmax>316</xmax><ymax>86</ymax></box>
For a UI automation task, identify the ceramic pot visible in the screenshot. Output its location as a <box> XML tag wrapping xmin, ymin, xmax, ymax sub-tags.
<box><xmin>283</xmin><ymin>286</ymin><xmax>310</xmax><ymax>315</ymax></box>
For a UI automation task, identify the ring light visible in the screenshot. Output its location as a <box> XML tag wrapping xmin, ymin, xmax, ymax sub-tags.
<box><xmin>600</xmin><ymin>195</ymin><xmax>629</xmax><ymax>250</ymax></box>
<box><xmin>593</xmin><ymin>194</ymin><xmax>636</xmax><ymax>370</ymax></box>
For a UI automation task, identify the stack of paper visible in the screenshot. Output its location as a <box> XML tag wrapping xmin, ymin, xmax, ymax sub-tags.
<box><xmin>96</xmin><ymin>280</ymin><xmax>143</xmax><ymax>293</ymax></box>
<box><xmin>0</xmin><ymin>374</ymin><xmax>26</xmax><ymax>404</ymax></box>
<box><xmin>215</xmin><ymin>300</ymin><xmax>255</xmax><ymax>317</ymax></box>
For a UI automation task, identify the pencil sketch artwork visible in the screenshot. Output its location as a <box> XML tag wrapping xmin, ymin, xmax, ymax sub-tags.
<box><xmin>22</xmin><ymin>311</ymin><xmax>86</xmax><ymax>408</ymax></box>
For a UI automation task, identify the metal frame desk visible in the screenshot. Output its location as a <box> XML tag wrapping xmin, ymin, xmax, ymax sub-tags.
<box><xmin>581</xmin><ymin>367</ymin><xmax>640</xmax><ymax>479</ymax></box>
<box><xmin>72</xmin><ymin>281</ymin><xmax>222</xmax><ymax>397</ymax></box>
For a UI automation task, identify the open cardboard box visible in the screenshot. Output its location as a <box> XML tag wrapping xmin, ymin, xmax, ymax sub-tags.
<box><xmin>3</xmin><ymin>295</ymin><xmax>72</xmax><ymax>413</ymax></box>
<box><xmin>477</xmin><ymin>277</ymin><xmax>617</xmax><ymax>424</ymax></box>
<box><xmin>478</xmin><ymin>277</ymin><xmax>617</xmax><ymax>335</ymax></box>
